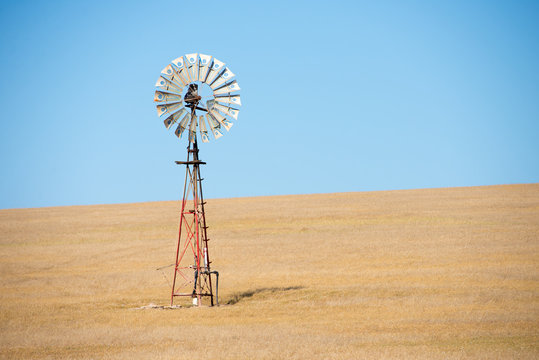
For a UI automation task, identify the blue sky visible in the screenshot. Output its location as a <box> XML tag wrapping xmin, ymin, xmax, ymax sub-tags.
<box><xmin>0</xmin><ymin>0</ymin><xmax>538</xmax><ymax>209</ymax></box>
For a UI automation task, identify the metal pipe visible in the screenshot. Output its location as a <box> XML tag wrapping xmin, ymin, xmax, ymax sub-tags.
<box><xmin>211</xmin><ymin>271</ymin><xmax>219</xmax><ymax>306</ymax></box>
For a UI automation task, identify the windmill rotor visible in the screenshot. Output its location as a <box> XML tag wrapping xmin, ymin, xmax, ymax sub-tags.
<box><xmin>154</xmin><ymin>53</ymin><xmax>241</xmax><ymax>143</ymax></box>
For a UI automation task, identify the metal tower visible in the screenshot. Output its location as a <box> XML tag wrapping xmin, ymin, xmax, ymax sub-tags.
<box><xmin>171</xmin><ymin>136</ymin><xmax>218</xmax><ymax>306</ymax></box>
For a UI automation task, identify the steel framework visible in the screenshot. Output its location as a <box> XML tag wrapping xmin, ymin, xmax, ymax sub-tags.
<box><xmin>171</xmin><ymin>135</ymin><xmax>218</xmax><ymax>306</ymax></box>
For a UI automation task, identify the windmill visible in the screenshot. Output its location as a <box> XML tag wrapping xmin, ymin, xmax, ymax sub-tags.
<box><xmin>154</xmin><ymin>53</ymin><xmax>241</xmax><ymax>306</ymax></box>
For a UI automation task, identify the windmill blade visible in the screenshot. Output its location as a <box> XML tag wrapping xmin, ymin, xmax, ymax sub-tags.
<box><xmin>154</xmin><ymin>91</ymin><xmax>183</xmax><ymax>104</ymax></box>
<box><xmin>206</xmin><ymin>99</ymin><xmax>215</xmax><ymax>111</ymax></box>
<box><xmin>155</xmin><ymin>76</ymin><xmax>183</xmax><ymax>94</ymax></box>
<box><xmin>221</xmin><ymin>118</ymin><xmax>233</xmax><ymax>131</ymax></box>
<box><xmin>209</xmin><ymin>109</ymin><xmax>233</xmax><ymax>131</ymax></box>
<box><xmin>207</xmin><ymin>99</ymin><xmax>237</xmax><ymax>124</ymax></box>
<box><xmin>206</xmin><ymin>111</ymin><xmax>223</xmax><ymax>139</ymax></box>
<box><xmin>199</xmin><ymin>54</ymin><xmax>212</xmax><ymax>83</ymax></box>
<box><xmin>160</xmin><ymin>64</ymin><xmax>175</xmax><ymax>78</ymax></box>
<box><xmin>179</xmin><ymin>112</ymin><xmax>190</xmax><ymax>129</ymax></box>
<box><xmin>204</xmin><ymin>68</ymin><xmax>219</xmax><ymax>85</ymax></box>
<box><xmin>198</xmin><ymin>115</ymin><xmax>210</xmax><ymax>143</ymax></box>
<box><xmin>211</xmin><ymin>127</ymin><xmax>223</xmax><ymax>139</ymax></box>
<box><xmin>160</xmin><ymin>73</ymin><xmax>185</xmax><ymax>91</ymax></box>
<box><xmin>204</xmin><ymin>58</ymin><xmax>225</xmax><ymax>85</ymax></box>
<box><xmin>157</xmin><ymin>102</ymin><xmax>184</xmax><ymax>117</ymax></box>
<box><xmin>178</xmin><ymin>67</ymin><xmax>191</xmax><ymax>86</ymax></box>
<box><xmin>163</xmin><ymin>108</ymin><xmax>187</xmax><ymax>129</ymax></box>
<box><xmin>175</xmin><ymin>113</ymin><xmax>191</xmax><ymax>138</ymax></box>
<box><xmin>171</xmin><ymin>68</ymin><xmax>187</xmax><ymax>87</ymax></box>
<box><xmin>208</xmin><ymin>108</ymin><xmax>225</xmax><ymax>122</ymax></box>
<box><xmin>188</xmin><ymin>113</ymin><xmax>197</xmax><ymax>143</ymax></box>
<box><xmin>210</xmin><ymin>68</ymin><xmax>235</xmax><ymax>90</ymax></box>
<box><xmin>161</xmin><ymin>65</ymin><xmax>184</xmax><ymax>88</ymax></box>
<box><xmin>212</xmin><ymin>102</ymin><xmax>239</xmax><ymax>120</ymax></box>
<box><xmin>208</xmin><ymin>110</ymin><xmax>233</xmax><ymax>131</ymax></box>
<box><xmin>171</xmin><ymin>57</ymin><xmax>191</xmax><ymax>85</ymax></box>
<box><xmin>227</xmin><ymin>108</ymin><xmax>239</xmax><ymax>120</ymax></box>
<box><xmin>171</xmin><ymin>56</ymin><xmax>185</xmax><ymax>69</ymax></box>
<box><xmin>165</xmin><ymin>63</ymin><xmax>188</xmax><ymax>87</ymax></box>
<box><xmin>178</xmin><ymin>55</ymin><xmax>192</xmax><ymax>84</ymax></box>
<box><xmin>215</xmin><ymin>94</ymin><xmax>241</xmax><ymax>106</ymax></box>
<box><xmin>212</xmin><ymin>58</ymin><xmax>225</xmax><ymax>70</ymax></box>
<box><xmin>213</xmin><ymin>80</ymin><xmax>240</xmax><ymax>96</ymax></box>
<box><xmin>185</xmin><ymin>53</ymin><xmax>199</xmax><ymax>81</ymax></box>
<box><xmin>155</xmin><ymin>86</ymin><xmax>182</xmax><ymax>96</ymax></box>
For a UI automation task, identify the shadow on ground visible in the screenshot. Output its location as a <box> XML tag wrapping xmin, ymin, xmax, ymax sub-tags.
<box><xmin>226</xmin><ymin>286</ymin><xmax>304</xmax><ymax>305</ymax></box>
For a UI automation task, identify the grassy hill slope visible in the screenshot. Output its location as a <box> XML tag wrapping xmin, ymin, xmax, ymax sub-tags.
<box><xmin>1</xmin><ymin>184</ymin><xmax>538</xmax><ymax>359</ymax></box>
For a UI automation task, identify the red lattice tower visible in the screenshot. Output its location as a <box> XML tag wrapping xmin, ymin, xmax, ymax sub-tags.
<box><xmin>171</xmin><ymin>139</ymin><xmax>218</xmax><ymax>306</ymax></box>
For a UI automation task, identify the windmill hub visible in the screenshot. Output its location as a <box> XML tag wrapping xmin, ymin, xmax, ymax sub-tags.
<box><xmin>184</xmin><ymin>84</ymin><xmax>201</xmax><ymax>105</ymax></box>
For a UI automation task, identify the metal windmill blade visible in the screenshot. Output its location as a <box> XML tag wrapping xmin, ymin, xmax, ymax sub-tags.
<box><xmin>161</xmin><ymin>65</ymin><xmax>185</xmax><ymax>89</ymax></box>
<box><xmin>171</xmin><ymin>56</ymin><xmax>190</xmax><ymax>85</ymax></box>
<box><xmin>199</xmin><ymin>115</ymin><xmax>210</xmax><ymax>143</ymax></box>
<box><xmin>199</xmin><ymin>54</ymin><xmax>212</xmax><ymax>83</ymax></box>
<box><xmin>212</xmin><ymin>102</ymin><xmax>239</xmax><ymax>120</ymax></box>
<box><xmin>157</xmin><ymin>102</ymin><xmax>184</xmax><ymax>117</ymax></box>
<box><xmin>204</xmin><ymin>58</ymin><xmax>225</xmax><ymax>86</ymax></box>
<box><xmin>175</xmin><ymin>112</ymin><xmax>191</xmax><ymax>139</ymax></box>
<box><xmin>209</xmin><ymin>68</ymin><xmax>235</xmax><ymax>90</ymax></box>
<box><xmin>155</xmin><ymin>76</ymin><xmax>183</xmax><ymax>94</ymax></box>
<box><xmin>185</xmin><ymin>53</ymin><xmax>199</xmax><ymax>82</ymax></box>
<box><xmin>207</xmin><ymin>113</ymin><xmax>223</xmax><ymax>139</ymax></box>
<box><xmin>172</xmin><ymin>55</ymin><xmax>192</xmax><ymax>84</ymax></box>
<box><xmin>215</xmin><ymin>94</ymin><xmax>241</xmax><ymax>106</ymax></box>
<box><xmin>166</xmin><ymin>63</ymin><xmax>188</xmax><ymax>88</ymax></box>
<box><xmin>208</xmin><ymin>109</ymin><xmax>233</xmax><ymax>131</ymax></box>
<box><xmin>154</xmin><ymin>91</ymin><xmax>183</xmax><ymax>104</ymax></box>
<box><xmin>213</xmin><ymin>80</ymin><xmax>240</xmax><ymax>96</ymax></box>
<box><xmin>164</xmin><ymin>108</ymin><xmax>187</xmax><ymax>129</ymax></box>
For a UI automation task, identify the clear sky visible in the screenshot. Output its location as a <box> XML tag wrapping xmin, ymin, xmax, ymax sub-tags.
<box><xmin>1</xmin><ymin>0</ymin><xmax>538</xmax><ymax>209</ymax></box>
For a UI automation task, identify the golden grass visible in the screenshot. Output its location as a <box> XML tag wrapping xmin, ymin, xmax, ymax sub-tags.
<box><xmin>1</xmin><ymin>184</ymin><xmax>538</xmax><ymax>359</ymax></box>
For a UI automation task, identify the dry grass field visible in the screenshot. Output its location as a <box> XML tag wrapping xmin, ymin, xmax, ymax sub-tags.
<box><xmin>1</xmin><ymin>184</ymin><xmax>538</xmax><ymax>359</ymax></box>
